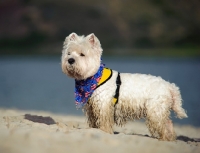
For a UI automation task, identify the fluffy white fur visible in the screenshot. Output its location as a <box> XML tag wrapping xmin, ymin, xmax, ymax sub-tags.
<box><xmin>61</xmin><ymin>33</ymin><xmax>188</xmax><ymax>141</ymax></box>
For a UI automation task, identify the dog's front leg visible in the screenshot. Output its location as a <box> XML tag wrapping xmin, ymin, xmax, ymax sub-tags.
<box><xmin>84</xmin><ymin>100</ymin><xmax>115</xmax><ymax>134</ymax></box>
<box><xmin>99</xmin><ymin>105</ymin><xmax>115</xmax><ymax>134</ymax></box>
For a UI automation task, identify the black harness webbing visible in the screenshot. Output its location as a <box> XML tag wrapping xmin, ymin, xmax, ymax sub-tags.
<box><xmin>113</xmin><ymin>72</ymin><xmax>121</xmax><ymax>106</ymax></box>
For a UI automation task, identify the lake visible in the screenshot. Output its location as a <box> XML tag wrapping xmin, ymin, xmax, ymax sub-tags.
<box><xmin>0</xmin><ymin>55</ymin><xmax>199</xmax><ymax>127</ymax></box>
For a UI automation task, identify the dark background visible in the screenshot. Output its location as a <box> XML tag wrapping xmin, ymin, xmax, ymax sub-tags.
<box><xmin>0</xmin><ymin>0</ymin><xmax>200</xmax><ymax>56</ymax></box>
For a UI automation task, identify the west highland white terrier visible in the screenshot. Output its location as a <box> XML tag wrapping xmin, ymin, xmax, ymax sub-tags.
<box><xmin>61</xmin><ymin>33</ymin><xmax>188</xmax><ymax>141</ymax></box>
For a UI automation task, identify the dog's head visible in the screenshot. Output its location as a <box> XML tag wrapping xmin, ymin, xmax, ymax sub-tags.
<box><xmin>61</xmin><ymin>33</ymin><xmax>103</xmax><ymax>80</ymax></box>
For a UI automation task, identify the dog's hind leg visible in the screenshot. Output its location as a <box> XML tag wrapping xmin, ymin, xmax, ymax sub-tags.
<box><xmin>147</xmin><ymin>113</ymin><xmax>177</xmax><ymax>141</ymax></box>
<box><xmin>145</xmin><ymin>97</ymin><xmax>176</xmax><ymax>141</ymax></box>
<box><xmin>160</xmin><ymin>119</ymin><xmax>176</xmax><ymax>141</ymax></box>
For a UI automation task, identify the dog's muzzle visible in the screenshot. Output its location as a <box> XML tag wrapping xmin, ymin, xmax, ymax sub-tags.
<box><xmin>68</xmin><ymin>58</ymin><xmax>75</xmax><ymax>65</ymax></box>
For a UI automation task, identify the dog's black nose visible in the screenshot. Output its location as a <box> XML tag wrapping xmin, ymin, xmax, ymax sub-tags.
<box><xmin>68</xmin><ymin>58</ymin><xmax>75</xmax><ymax>64</ymax></box>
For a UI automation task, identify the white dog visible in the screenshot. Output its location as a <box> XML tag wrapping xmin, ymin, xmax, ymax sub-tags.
<box><xmin>61</xmin><ymin>33</ymin><xmax>188</xmax><ymax>141</ymax></box>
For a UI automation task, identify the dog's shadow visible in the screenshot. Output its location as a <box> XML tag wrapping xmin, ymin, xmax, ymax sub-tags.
<box><xmin>24</xmin><ymin>114</ymin><xmax>56</xmax><ymax>125</ymax></box>
<box><xmin>114</xmin><ymin>132</ymin><xmax>200</xmax><ymax>143</ymax></box>
<box><xmin>176</xmin><ymin>135</ymin><xmax>200</xmax><ymax>143</ymax></box>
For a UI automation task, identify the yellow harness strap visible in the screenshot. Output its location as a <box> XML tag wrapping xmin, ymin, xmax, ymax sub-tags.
<box><xmin>97</xmin><ymin>68</ymin><xmax>121</xmax><ymax>106</ymax></box>
<box><xmin>112</xmin><ymin>97</ymin><xmax>118</xmax><ymax>105</ymax></box>
<box><xmin>97</xmin><ymin>68</ymin><xmax>112</xmax><ymax>86</ymax></box>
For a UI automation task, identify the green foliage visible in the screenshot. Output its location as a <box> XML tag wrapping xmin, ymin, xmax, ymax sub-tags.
<box><xmin>0</xmin><ymin>0</ymin><xmax>200</xmax><ymax>56</ymax></box>
<box><xmin>0</xmin><ymin>32</ymin><xmax>47</xmax><ymax>54</ymax></box>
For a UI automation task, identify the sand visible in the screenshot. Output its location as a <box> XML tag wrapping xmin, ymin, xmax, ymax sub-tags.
<box><xmin>0</xmin><ymin>108</ymin><xmax>199</xmax><ymax>153</ymax></box>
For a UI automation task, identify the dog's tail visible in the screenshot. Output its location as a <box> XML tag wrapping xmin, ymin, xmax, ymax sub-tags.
<box><xmin>169</xmin><ymin>83</ymin><xmax>188</xmax><ymax>119</ymax></box>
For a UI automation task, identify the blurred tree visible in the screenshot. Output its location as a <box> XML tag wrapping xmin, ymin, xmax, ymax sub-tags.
<box><xmin>0</xmin><ymin>0</ymin><xmax>199</xmax><ymax>54</ymax></box>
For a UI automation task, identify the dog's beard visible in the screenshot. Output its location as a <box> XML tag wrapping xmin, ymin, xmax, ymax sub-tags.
<box><xmin>66</xmin><ymin>64</ymin><xmax>85</xmax><ymax>80</ymax></box>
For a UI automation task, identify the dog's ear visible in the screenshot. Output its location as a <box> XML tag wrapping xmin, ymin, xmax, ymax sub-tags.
<box><xmin>68</xmin><ymin>33</ymin><xmax>78</xmax><ymax>41</ymax></box>
<box><xmin>63</xmin><ymin>33</ymin><xmax>78</xmax><ymax>47</ymax></box>
<box><xmin>87</xmin><ymin>33</ymin><xmax>101</xmax><ymax>48</ymax></box>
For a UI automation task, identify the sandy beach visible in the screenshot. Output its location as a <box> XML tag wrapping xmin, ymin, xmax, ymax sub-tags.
<box><xmin>0</xmin><ymin>108</ymin><xmax>199</xmax><ymax>153</ymax></box>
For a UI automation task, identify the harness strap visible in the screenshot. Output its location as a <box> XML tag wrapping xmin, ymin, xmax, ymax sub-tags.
<box><xmin>95</xmin><ymin>68</ymin><xmax>121</xmax><ymax>106</ymax></box>
<box><xmin>112</xmin><ymin>72</ymin><xmax>121</xmax><ymax>106</ymax></box>
<box><xmin>96</xmin><ymin>68</ymin><xmax>112</xmax><ymax>88</ymax></box>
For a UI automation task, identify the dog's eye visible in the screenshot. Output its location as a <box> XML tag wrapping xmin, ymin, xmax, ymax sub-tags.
<box><xmin>80</xmin><ymin>53</ymin><xmax>85</xmax><ymax>56</ymax></box>
<box><xmin>67</xmin><ymin>52</ymin><xmax>70</xmax><ymax>55</ymax></box>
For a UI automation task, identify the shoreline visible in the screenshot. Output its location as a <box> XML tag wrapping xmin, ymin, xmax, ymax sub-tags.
<box><xmin>0</xmin><ymin>108</ymin><xmax>200</xmax><ymax>153</ymax></box>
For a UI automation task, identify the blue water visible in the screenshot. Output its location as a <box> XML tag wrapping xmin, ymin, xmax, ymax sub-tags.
<box><xmin>0</xmin><ymin>56</ymin><xmax>200</xmax><ymax>127</ymax></box>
